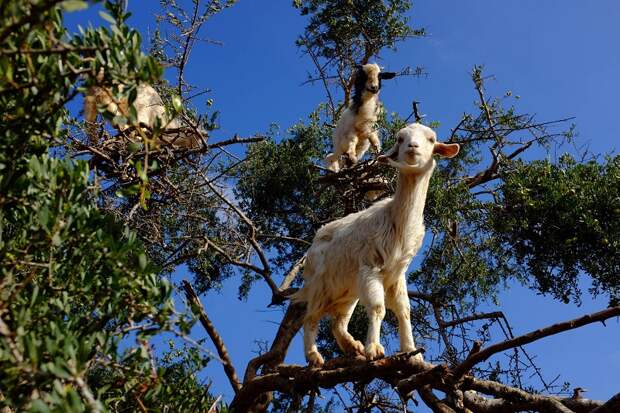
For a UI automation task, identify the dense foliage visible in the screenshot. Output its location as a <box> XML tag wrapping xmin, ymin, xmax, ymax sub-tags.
<box><xmin>0</xmin><ymin>1</ymin><xmax>216</xmax><ymax>411</ymax></box>
<box><xmin>492</xmin><ymin>155</ymin><xmax>620</xmax><ymax>304</ymax></box>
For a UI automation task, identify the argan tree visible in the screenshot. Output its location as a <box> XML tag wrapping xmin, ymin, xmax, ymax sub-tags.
<box><xmin>1</xmin><ymin>1</ymin><xmax>618</xmax><ymax>412</ymax></box>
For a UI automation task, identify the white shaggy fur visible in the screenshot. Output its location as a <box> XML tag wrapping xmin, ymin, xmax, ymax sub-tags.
<box><xmin>84</xmin><ymin>83</ymin><xmax>201</xmax><ymax>148</ymax></box>
<box><xmin>294</xmin><ymin>123</ymin><xmax>460</xmax><ymax>366</ymax></box>
<box><xmin>325</xmin><ymin>63</ymin><xmax>395</xmax><ymax>172</ymax></box>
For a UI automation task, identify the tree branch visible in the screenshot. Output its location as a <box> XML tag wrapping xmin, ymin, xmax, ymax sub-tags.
<box><xmin>452</xmin><ymin>306</ymin><xmax>620</xmax><ymax>378</ymax></box>
<box><xmin>591</xmin><ymin>393</ymin><xmax>620</xmax><ymax>413</ymax></box>
<box><xmin>182</xmin><ymin>280</ymin><xmax>241</xmax><ymax>394</ymax></box>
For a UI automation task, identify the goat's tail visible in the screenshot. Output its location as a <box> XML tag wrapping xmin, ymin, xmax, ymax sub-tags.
<box><xmin>289</xmin><ymin>286</ymin><xmax>308</xmax><ymax>304</ymax></box>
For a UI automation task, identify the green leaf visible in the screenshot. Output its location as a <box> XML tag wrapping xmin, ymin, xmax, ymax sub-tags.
<box><xmin>51</xmin><ymin>232</ymin><xmax>62</xmax><ymax>246</ymax></box>
<box><xmin>99</xmin><ymin>11</ymin><xmax>117</xmax><ymax>25</ymax></box>
<box><xmin>172</xmin><ymin>96</ymin><xmax>183</xmax><ymax>113</ymax></box>
<box><xmin>60</xmin><ymin>0</ymin><xmax>88</xmax><ymax>12</ymax></box>
<box><xmin>138</xmin><ymin>253</ymin><xmax>147</xmax><ymax>270</ymax></box>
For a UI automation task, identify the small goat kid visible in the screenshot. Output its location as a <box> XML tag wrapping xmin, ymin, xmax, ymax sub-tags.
<box><xmin>84</xmin><ymin>83</ymin><xmax>201</xmax><ymax>148</ymax></box>
<box><xmin>325</xmin><ymin>64</ymin><xmax>396</xmax><ymax>172</ymax></box>
<box><xmin>295</xmin><ymin>123</ymin><xmax>460</xmax><ymax>366</ymax></box>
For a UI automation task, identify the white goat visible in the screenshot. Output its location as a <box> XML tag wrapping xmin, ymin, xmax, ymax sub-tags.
<box><xmin>325</xmin><ymin>63</ymin><xmax>396</xmax><ymax>172</ymax></box>
<box><xmin>84</xmin><ymin>83</ymin><xmax>201</xmax><ymax>148</ymax></box>
<box><xmin>294</xmin><ymin>123</ymin><xmax>460</xmax><ymax>366</ymax></box>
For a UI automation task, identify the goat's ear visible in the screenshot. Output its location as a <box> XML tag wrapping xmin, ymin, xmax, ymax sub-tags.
<box><xmin>379</xmin><ymin>72</ymin><xmax>397</xmax><ymax>80</ymax></box>
<box><xmin>433</xmin><ymin>142</ymin><xmax>460</xmax><ymax>158</ymax></box>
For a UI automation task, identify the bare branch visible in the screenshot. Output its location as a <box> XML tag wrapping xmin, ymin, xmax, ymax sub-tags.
<box><xmin>452</xmin><ymin>306</ymin><xmax>620</xmax><ymax>378</ymax></box>
<box><xmin>182</xmin><ymin>280</ymin><xmax>241</xmax><ymax>394</ymax></box>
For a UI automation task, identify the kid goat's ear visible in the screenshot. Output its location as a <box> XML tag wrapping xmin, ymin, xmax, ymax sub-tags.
<box><xmin>379</xmin><ymin>72</ymin><xmax>397</xmax><ymax>80</ymax></box>
<box><xmin>433</xmin><ymin>142</ymin><xmax>460</xmax><ymax>158</ymax></box>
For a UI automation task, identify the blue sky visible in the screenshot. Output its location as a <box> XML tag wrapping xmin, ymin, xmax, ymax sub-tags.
<box><xmin>67</xmin><ymin>0</ymin><xmax>620</xmax><ymax>408</ymax></box>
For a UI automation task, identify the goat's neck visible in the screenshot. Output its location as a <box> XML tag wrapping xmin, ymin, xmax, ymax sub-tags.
<box><xmin>390</xmin><ymin>168</ymin><xmax>433</xmax><ymax>231</ymax></box>
<box><xmin>356</xmin><ymin>93</ymin><xmax>379</xmax><ymax>118</ymax></box>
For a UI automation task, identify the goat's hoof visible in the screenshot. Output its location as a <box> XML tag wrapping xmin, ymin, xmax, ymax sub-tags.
<box><xmin>365</xmin><ymin>342</ymin><xmax>385</xmax><ymax>361</ymax></box>
<box><xmin>345</xmin><ymin>155</ymin><xmax>357</xmax><ymax>167</ymax></box>
<box><xmin>343</xmin><ymin>339</ymin><xmax>365</xmax><ymax>356</ymax></box>
<box><xmin>306</xmin><ymin>350</ymin><xmax>325</xmax><ymax>367</ymax></box>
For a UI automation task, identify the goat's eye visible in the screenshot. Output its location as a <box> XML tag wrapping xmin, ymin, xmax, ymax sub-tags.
<box><xmin>397</xmin><ymin>136</ymin><xmax>403</xmax><ymax>144</ymax></box>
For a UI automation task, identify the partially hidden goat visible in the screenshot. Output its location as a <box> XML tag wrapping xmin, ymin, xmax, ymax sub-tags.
<box><xmin>83</xmin><ymin>82</ymin><xmax>201</xmax><ymax>148</ymax></box>
<box><xmin>294</xmin><ymin>123</ymin><xmax>460</xmax><ymax>366</ymax></box>
<box><xmin>325</xmin><ymin>63</ymin><xmax>396</xmax><ymax>172</ymax></box>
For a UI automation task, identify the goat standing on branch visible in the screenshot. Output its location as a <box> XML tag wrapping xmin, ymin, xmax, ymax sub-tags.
<box><xmin>325</xmin><ymin>63</ymin><xmax>396</xmax><ymax>172</ymax></box>
<box><xmin>294</xmin><ymin>123</ymin><xmax>460</xmax><ymax>366</ymax></box>
<box><xmin>84</xmin><ymin>78</ymin><xmax>203</xmax><ymax>149</ymax></box>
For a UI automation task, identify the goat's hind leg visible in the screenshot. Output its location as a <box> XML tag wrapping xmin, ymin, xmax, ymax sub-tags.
<box><xmin>331</xmin><ymin>300</ymin><xmax>364</xmax><ymax>356</ymax></box>
<box><xmin>355</xmin><ymin>139</ymin><xmax>371</xmax><ymax>163</ymax></box>
<box><xmin>344</xmin><ymin>134</ymin><xmax>360</xmax><ymax>166</ymax></box>
<box><xmin>367</xmin><ymin>130</ymin><xmax>381</xmax><ymax>154</ymax></box>
<box><xmin>303</xmin><ymin>314</ymin><xmax>325</xmax><ymax>367</ymax></box>
<box><xmin>325</xmin><ymin>152</ymin><xmax>341</xmax><ymax>172</ymax></box>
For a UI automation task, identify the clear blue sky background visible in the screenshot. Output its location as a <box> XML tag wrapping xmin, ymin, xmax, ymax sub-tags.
<box><xmin>67</xmin><ymin>0</ymin><xmax>620</xmax><ymax>409</ymax></box>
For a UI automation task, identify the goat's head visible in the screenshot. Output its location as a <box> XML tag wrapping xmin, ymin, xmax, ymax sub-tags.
<box><xmin>352</xmin><ymin>63</ymin><xmax>396</xmax><ymax>108</ymax></box>
<box><xmin>378</xmin><ymin>123</ymin><xmax>460</xmax><ymax>174</ymax></box>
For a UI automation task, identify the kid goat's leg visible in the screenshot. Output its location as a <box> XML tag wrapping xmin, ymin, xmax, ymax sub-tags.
<box><xmin>345</xmin><ymin>134</ymin><xmax>360</xmax><ymax>165</ymax></box>
<box><xmin>358</xmin><ymin>266</ymin><xmax>386</xmax><ymax>360</ymax></box>
<box><xmin>368</xmin><ymin>130</ymin><xmax>381</xmax><ymax>153</ymax></box>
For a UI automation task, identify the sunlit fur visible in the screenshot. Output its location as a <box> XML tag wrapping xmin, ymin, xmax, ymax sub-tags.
<box><xmin>325</xmin><ymin>63</ymin><xmax>394</xmax><ymax>172</ymax></box>
<box><xmin>294</xmin><ymin>123</ymin><xmax>460</xmax><ymax>366</ymax></box>
<box><xmin>83</xmin><ymin>83</ymin><xmax>200</xmax><ymax>148</ymax></box>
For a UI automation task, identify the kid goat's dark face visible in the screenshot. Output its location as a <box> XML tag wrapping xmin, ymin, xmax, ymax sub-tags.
<box><xmin>356</xmin><ymin>66</ymin><xmax>397</xmax><ymax>94</ymax></box>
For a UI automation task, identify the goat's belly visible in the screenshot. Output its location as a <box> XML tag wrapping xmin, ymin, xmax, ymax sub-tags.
<box><xmin>310</xmin><ymin>268</ymin><xmax>358</xmax><ymax>314</ymax></box>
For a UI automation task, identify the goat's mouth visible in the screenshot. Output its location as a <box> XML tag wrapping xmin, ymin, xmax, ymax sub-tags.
<box><xmin>366</xmin><ymin>87</ymin><xmax>379</xmax><ymax>94</ymax></box>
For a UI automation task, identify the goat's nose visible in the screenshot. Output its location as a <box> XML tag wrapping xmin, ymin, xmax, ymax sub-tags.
<box><xmin>408</xmin><ymin>142</ymin><xmax>419</xmax><ymax>148</ymax></box>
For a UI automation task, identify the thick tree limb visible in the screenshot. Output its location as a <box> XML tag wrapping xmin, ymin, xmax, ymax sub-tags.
<box><xmin>396</xmin><ymin>364</ymin><xmax>448</xmax><ymax>395</ymax></box>
<box><xmin>243</xmin><ymin>303</ymin><xmax>306</xmax><ymax>383</ymax></box>
<box><xmin>182</xmin><ymin>280</ymin><xmax>241</xmax><ymax>394</ymax></box>
<box><xmin>418</xmin><ymin>386</ymin><xmax>456</xmax><ymax>413</ymax></box>
<box><xmin>590</xmin><ymin>393</ymin><xmax>620</xmax><ymax>413</ymax></box>
<box><xmin>232</xmin><ymin>351</ymin><xmax>427</xmax><ymax>412</ymax></box>
<box><xmin>230</xmin><ymin>306</ymin><xmax>617</xmax><ymax>412</ymax></box>
<box><xmin>464</xmin><ymin>377</ymin><xmax>574</xmax><ymax>413</ymax></box>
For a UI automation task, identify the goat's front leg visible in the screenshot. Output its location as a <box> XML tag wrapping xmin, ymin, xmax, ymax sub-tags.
<box><xmin>358</xmin><ymin>266</ymin><xmax>386</xmax><ymax>360</ymax></box>
<box><xmin>386</xmin><ymin>275</ymin><xmax>423</xmax><ymax>362</ymax></box>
